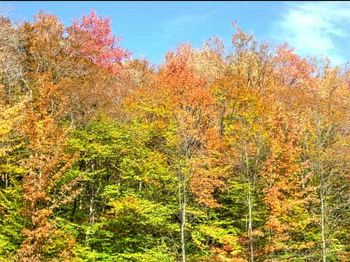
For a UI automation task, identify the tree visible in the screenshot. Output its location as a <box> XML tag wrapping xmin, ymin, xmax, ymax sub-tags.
<box><xmin>0</xmin><ymin>92</ymin><xmax>27</xmax><ymax>261</ymax></box>
<box><xmin>262</xmin><ymin>106</ymin><xmax>315</xmax><ymax>261</ymax></box>
<box><xmin>67</xmin><ymin>11</ymin><xmax>130</xmax><ymax>74</ymax></box>
<box><xmin>221</xmin><ymin>86</ymin><xmax>270</xmax><ymax>261</ymax></box>
<box><xmin>17</xmin><ymin>76</ymin><xmax>79</xmax><ymax>261</ymax></box>
<box><xmin>302</xmin><ymin>63</ymin><xmax>350</xmax><ymax>261</ymax></box>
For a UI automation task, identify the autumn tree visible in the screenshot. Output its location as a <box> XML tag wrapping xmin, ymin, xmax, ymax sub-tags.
<box><xmin>302</xmin><ymin>63</ymin><xmax>350</xmax><ymax>261</ymax></box>
<box><xmin>0</xmin><ymin>87</ymin><xmax>28</xmax><ymax>261</ymax></box>
<box><xmin>261</xmin><ymin>106</ymin><xmax>316</xmax><ymax>261</ymax></box>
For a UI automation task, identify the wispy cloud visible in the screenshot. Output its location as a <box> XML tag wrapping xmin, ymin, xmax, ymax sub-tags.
<box><xmin>274</xmin><ymin>2</ymin><xmax>350</xmax><ymax>65</ymax></box>
<box><xmin>0</xmin><ymin>2</ymin><xmax>15</xmax><ymax>17</ymax></box>
<box><xmin>161</xmin><ymin>9</ymin><xmax>218</xmax><ymax>41</ymax></box>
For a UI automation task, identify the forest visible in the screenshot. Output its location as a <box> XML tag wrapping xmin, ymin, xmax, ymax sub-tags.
<box><xmin>0</xmin><ymin>11</ymin><xmax>350</xmax><ymax>262</ymax></box>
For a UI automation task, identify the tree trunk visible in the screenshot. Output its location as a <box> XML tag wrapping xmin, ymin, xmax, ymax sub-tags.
<box><xmin>5</xmin><ymin>173</ymin><xmax>8</xmax><ymax>189</ymax></box>
<box><xmin>180</xmin><ymin>174</ymin><xmax>186</xmax><ymax>262</ymax></box>
<box><xmin>219</xmin><ymin>103</ymin><xmax>226</xmax><ymax>136</ymax></box>
<box><xmin>248</xmin><ymin>189</ymin><xmax>254</xmax><ymax>262</ymax></box>
<box><xmin>71</xmin><ymin>198</ymin><xmax>77</xmax><ymax>222</ymax></box>
<box><xmin>320</xmin><ymin>181</ymin><xmax>327</xmax><ymax>262</ymax></box>
<box><xmin>245</xmin><ymin>144</ymin><xmax>254</xmax><ymax>262</ymax></box>
<box><xmin>85</xmin><ymin>187</ymin><xmax>95</xmax><ymax>246</ymax></box>
<box><xmin>316</xmin><ymin>119</ymin><xmax>327</xmax><ymax>262</ymax></box>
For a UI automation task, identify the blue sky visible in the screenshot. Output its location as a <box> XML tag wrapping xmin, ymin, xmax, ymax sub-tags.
<box><xmin>1</xmin><ymin>1</ymin><xmax>350</xmax><ymax>66</ymax></box>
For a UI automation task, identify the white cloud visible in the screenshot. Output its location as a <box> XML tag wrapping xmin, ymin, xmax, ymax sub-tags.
<box><xmin>275</xmin><ymin>2</ymin><xmax>350</xmax><ymax>65</ymax></box>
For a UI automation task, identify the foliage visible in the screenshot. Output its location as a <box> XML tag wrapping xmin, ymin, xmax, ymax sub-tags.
<box><xmin>0</xmin><ymin>11</ymin><xmax>350</xmax><ymax>262</ymax></box>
